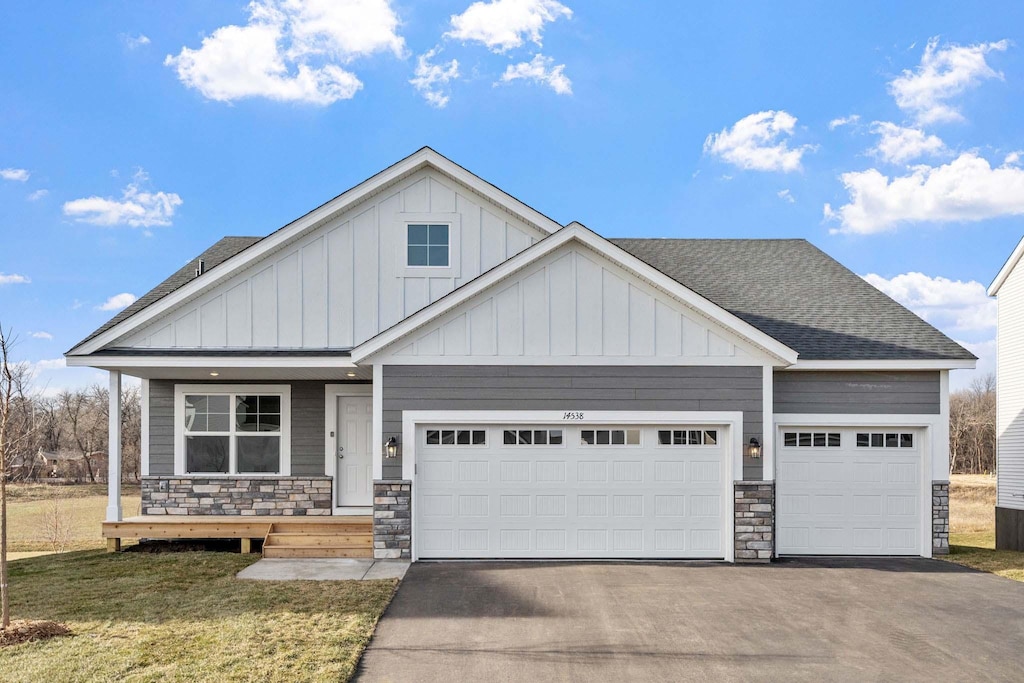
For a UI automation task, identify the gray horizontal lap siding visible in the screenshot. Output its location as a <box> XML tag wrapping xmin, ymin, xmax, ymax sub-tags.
<box><xmin>773</xmin><ymin>371</ymin><xmax>941</xmax><ymax>415</ymax></box>
<box><xmin>147</xmin><ymin>379</ymin><xmax>326</xmax><ymax>477</ymax></box>
<box><xmin>382</xmin><ymin>365</ymin><xmax>764</xmax><ymax>480</ymax></box>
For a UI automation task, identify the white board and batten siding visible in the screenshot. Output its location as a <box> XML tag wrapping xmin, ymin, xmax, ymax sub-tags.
<box><xmin>998</xmin><ymin>259</ymin><xmax>1024</xmax><ymax>511</ymax></box>
<box><xmin>380</xmin><ymin>243</ymin><xmax>760</xmax><ymax>363</ymax></box>
<box><xmin>118</xmin><ymin>169</ymin><xmax>544</xmax><ymax>350</ymax></box>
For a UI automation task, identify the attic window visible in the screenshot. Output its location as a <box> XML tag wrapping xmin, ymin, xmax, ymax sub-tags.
<box><xmin>407</xmin><ymin>224</ymin><xmax>450</xmax><ymax>267</ymax></box>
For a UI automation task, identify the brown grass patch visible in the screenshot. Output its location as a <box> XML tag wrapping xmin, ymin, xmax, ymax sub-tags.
<box><xmin>0</xmin><ymin>620</ymin><xmax>71</xmax><ymax>648</ymax></box>
<box><xmin>949</xmin><ymin>473</ymin><xmax>995</xmax><ymax>534</ymax></box>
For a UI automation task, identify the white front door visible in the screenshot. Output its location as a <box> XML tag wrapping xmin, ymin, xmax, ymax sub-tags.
<box><xmin>415</xmin><ymin>423</ymin><xmax>728</xmax><ymax>559</ymax></box>
<box><xmin>336</xmin><ymin>396</ymin><xmax>373</xmax><ymax>507</ymax></box>
<box><xmin>776</xmin><ymin>427</ymin><xmax>922</xmax><ymax>555</ymax></box>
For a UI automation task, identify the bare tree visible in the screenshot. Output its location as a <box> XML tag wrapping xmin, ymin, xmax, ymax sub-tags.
<box><xmin>57</xmin><ymin>388</ymin><xmax>106</xmax><ymax>483</ymax></box>
<box><xmin>1</xmin><ymin>324</ymin><xmax>21</xmax><ymax>628</ymax></box>
<box><xmin>950</xmin><ymin>373</ymin><xmax>997</xmax><ymax>474</ymax></box>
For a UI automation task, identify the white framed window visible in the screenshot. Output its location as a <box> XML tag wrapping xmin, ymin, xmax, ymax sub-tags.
<box><xmin>657</xmin><ymin>429</ymin><xmax>718</xmax><ymax>446</ymax></box>
<box><xmin>783</xmin><ymin>431</ymin><xmax>841</xmax><ymax>448</ymax></box>
<box><xmin>580</xmin><ymin>429</ymin><xmax>641</xmax><ymax>446</ymax></box>
<box><xmin>174</xmin><ymin>384</ymin><xmax>291</xmax><ymax>476</ymax></box>
<box><xmin>425</xmin><ymin>428</ymin><xmax>487</xmax><ymax>446</ymax></box>
<box><xmin>503</xmin><ymin>428</ymin><xmax>564</xmax><ymax>446</ymax></box>
<box><xmin>856</xmin><ymin>432</ymin><xmax>914</xmax><ymax>449</ymax></box>
<box><xmin>407</xmin><ymin>223</ymin><xmax>450</xmax><ymax>267</ymax></box>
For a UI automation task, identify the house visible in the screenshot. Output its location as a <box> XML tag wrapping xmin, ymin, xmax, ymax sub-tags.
<box><xmin>66</xmin><ymin>147</ymin><xmax>975</xmax><ymax>562</ymax></box>
<box><xmin>988</xmin><ymin>236</ymin><xmax>1024</xmax><ymax>551</ymax></box>
<box><xmin>38</xmin><ymin>449</ymin><xmax>108</xmax><ymax>482</ymax></box>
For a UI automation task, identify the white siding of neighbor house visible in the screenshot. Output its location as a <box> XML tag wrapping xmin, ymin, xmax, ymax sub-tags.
<box><xmin>118</xmin><ymin>169</ymin><xmax>545</xmax><ymax>350</ymax></box>
<box><xmin>376</xmin><ymin>242</ymin><xmax>760</xmax><ymax>363</ymax></box>
<box><xmin>998</xmin><ymin>259</ymin><xmax>1024</xmax><ymax>510</ymax></box>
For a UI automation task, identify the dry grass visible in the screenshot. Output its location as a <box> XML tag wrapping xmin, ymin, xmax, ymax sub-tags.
<box><xmin>943</xmin><ymin>474</ymin><xmax>1024</xmax><ymax>582</ymax></box>
<box><xmin>7</xmin><ymin>483</ymin><xmax>140</xmax><ymax>503</ymax></box>
<box><xmin>7</xmin><ymin>491</ymin><xmax>141</xmax><ymax>552</ymax></box>
<box><xmin>0</xmin><ymin>551</ymin><xmax>396</xmax><ymax>682</ymax></box>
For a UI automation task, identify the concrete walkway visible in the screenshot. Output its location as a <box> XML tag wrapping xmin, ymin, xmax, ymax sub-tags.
<box><xmin>237</xmin><ymin>558</ymin><xmax>410</xmax><ymax>581</ymax></box>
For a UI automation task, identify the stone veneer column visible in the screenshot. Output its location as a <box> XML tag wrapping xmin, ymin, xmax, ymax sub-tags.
<box><xmin>374</xmin><ymin>480</ymin><xmax>411</xmax><ymax>559</ymax></box>
<box><xmin>932</xmin><ymin>481</ymin><xmax>950</xmax><ymax>555</ymax></box>
<box><xmin>734</xmin><ymin>481</ymin><xmax>774</xmax><ymax>563</ymax></box>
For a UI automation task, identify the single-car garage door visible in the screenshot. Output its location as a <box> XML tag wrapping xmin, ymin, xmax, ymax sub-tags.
<box><xmin>415</xmin><ymin>424</ymin><xmax>729</xmax><ymax>559</ymax></box>
<box><xmin>777</xmin><ymin>427</ymin><xmax>922</xmax><ymax>555</ymax></box>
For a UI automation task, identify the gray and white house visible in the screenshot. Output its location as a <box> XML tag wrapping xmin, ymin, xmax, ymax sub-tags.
<box><xmin>989</xmin><ymin>236</ymin><xmax>1024</xmax><ymax>551</ymax></box>
<box><xmin>67</xmin><ymin>148</ymin><xmax>975</xmax><ymax>562</ymax></box>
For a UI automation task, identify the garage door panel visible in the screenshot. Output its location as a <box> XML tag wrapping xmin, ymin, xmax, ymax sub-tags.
<box><xmin>778</xmin><ymin>427</ymin><xmax>922</xmax><ymax>556</ymax></box>
<box><xmin>416</xmin><ymin>424</ymin><xmax>727</xmax><ymax>559</ymax></box>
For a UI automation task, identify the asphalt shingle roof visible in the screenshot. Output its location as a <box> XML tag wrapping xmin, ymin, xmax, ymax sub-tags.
<box><xmin>609</xmin><ymin>238</ymin><xmax>975</xmax><ymax>361</ymax></box>
<box><xmin>74</xmin><ymin>233</ymin><xmax>974</xmax><ymax>362</ymax></box>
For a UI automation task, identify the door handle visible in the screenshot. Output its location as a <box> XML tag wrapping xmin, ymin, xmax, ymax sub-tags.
<box><xmin>338</xmin><ymin>446</ymin><xmax>344</xmax><ymax>459</ymax></box>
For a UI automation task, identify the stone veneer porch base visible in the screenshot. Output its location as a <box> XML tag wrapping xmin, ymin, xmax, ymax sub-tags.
<box><xmin>141</xmin><ymin>476</ymin><xmax>333</xmax><ymax>515</ymax></box>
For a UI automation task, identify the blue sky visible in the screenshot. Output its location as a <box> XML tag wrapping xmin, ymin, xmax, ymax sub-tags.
<box><xmin>1</xmin><ymin>1</ymin><xmax>1020</xmax><ymax>391</ymax></box>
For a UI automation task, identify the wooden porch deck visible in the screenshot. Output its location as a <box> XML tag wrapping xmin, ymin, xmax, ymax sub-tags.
<box><xmin>102</xmin><ymin>515</ymin><xmax>373</xmax><ymax>558</ymax></box>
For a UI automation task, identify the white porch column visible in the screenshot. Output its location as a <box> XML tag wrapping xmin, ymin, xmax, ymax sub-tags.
<box><xmin>762</xmin><ymin>365</ymin><xmax>774</xmax><ymax>481</ymax></box>
<box><xmin>106</xmin><ymin>370</ymin><xmax>122</xmax><ymax>522</ymax></box>
<box><xmin>372</xmin><ymin>364</ymin><xmax>384</xmax><ymax>480</ymax></box>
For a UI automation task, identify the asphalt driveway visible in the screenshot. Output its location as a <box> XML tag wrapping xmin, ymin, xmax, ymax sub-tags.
<box><xmin>357</xmin><ymin>558</ymin><xmax>1024</xmax><ymax>682</ymax></box>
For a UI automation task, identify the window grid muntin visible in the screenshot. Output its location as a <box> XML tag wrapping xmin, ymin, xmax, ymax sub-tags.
<box><xmin>425</xmin><ymin>428</ymin><xmax>487</xmax><ymax>446</ymax></box>
<box><xmin>856</xmin><ymin>432</ymin><xmax>915</xmax><ymax>449</ymax></box>
<box><xmin>580</xmin><ymin>429</ymin><xmax>641</xmax><ymax>446</ymax></box>
<box><xmin>503</xmin><ymin>428</ymin><xmax>565</xmax><ymax>447</ymax></box>
<box><xmin>657</xmin><ymin>429</ymin><xmax>718</xmax><ymax>446</ymax></box>
<box><xmin>183</xmin><ymin>392</ymin><xmax>284</xmax><ymax>474</ymax></box>
<box><xmin>407</xmin><ymin>223</ymin><xmax>450</xmax><ymax>267</ymax></box>
<box><xmin>783</xmin><ymin>431</ymin><xmax>842</xmax><ymax>448</ymax></box>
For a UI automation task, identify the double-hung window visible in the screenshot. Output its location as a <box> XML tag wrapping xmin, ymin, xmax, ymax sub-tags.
<box><xmin>176</xmin><ymin>385</ymin><xmax>291</xmax><ymax>475</ymax></box>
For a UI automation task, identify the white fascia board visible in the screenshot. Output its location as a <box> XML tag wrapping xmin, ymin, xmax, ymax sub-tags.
<box><xmin>353</xmin><ymin>224</ymin><xmax>799</xmax><ymax>365</ymax></box>
<box><xmin>988</xmin><ymin>234</ymin><xmax>1024</xmax><ymax>296</ymax></box>
<box><xmin>65</xmin><ymin>355</ymin><xmax>357</xmax><ymax>369</ymax></box>
<box><xmin>67</xmin><ymin>148</ymin><xmax>563</xmax><ymax>357</ymax></box>
<box><xmin>788</xmin><ymin>359</ymin><xmax>976</xmax><ymax>371</ymax></box>
<box><xmin>773</xmin><ymin>413</ymin><xmax>943</xmax><ymax>427</ymax></box>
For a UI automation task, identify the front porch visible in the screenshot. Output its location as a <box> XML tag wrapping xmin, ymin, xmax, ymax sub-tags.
<box><xmin>102</xmin><ymin>515</ymin><xmax>374</xmax><ymax>558</ymax></box>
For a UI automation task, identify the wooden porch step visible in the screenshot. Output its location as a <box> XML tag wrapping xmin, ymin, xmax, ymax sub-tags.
<box><xmin>263</xmin><ymin>545</ymin><xmax>372</xmax><ymax>559</ymax></box>
<box><xmin>268</xmin><ymin>522</ymin><xmax>370</xmax><ymax>534</ymax></box>
<box><xmin>265</xmin><ymin>533</ymin><xmax>371</xmax><ymax>547</ymax></box>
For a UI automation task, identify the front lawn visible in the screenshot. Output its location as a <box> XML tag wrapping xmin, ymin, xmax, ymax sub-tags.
<box><xmin>941</xmin><ymin>474</ymin><xmax>1024</xmax><ymax>582</ymax></box>
<box><xmin>0</xmin><ymin>551</ymin><xmax>397</xmax><ymax>682</ymax></box>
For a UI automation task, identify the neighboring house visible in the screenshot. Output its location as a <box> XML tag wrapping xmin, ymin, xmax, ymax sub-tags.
<box><xmin>989</xmin><ymin>236</ymin><xmax>1024</xmax><ymax>552</ymax></box>
<box><xmin>38</xmin><ymin>449</ymin><xmax>108</xmax><ymax>482</ymax></box>
<box><xmin>66</xmin><ymin>148</ymin><xmax>975</xmax><ymax>562</ymax></box>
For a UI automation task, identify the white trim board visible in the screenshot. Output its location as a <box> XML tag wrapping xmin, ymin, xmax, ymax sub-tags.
<box><xmin>989</xmin><ymin>234</ymin><xmax>1024</xmax><ymax>296</ymax></box>
<box><xmin>324</xmin><ymin>383</ymin><xmax>373</xmax><ymax>513</ymax></box>
<box><xmin>788</xmin><ymin>359</ymin><xmax>975</xmax><ymax>371</ymax></box>
<box><xmin>354</xmin><ymin>224</ymin><xmax>799</xmax><ymax>366</ymax></box>
<box><xmin>400</xmin><ymin>409</ymin><xmax>743</xmax><ymax>563</ymax></box>
<box><xmin>67</xmin><ymin>148</ymin><xmax>563</xmax><ymax>357</ymax></box>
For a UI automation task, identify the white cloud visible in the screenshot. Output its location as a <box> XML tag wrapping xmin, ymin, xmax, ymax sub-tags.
<box><xmin>0</xmin><ymin>168</ymin><xmax>30</xmax><ymax>182</ymax></box>
<box><xmin>889</xmin><ymin>37</ymin><xmax>1009</xmax><ymax>124</ymax></box>
<box><xmin>498</xmin><ymin>53</ymin><xmax>571</xmax><ymax>94</ymax></box>
<box><xmin>869</xmin><ymin>121</ymin><xmax>946</xmax><ymax>164</ymax></box>
<box><xmin>777</xmin><ymin>189</ymin><xmax>795</xmax><ymax>203</ymax></box>
<box><xmin>825</xmin><ymin>152</ymin><xmax>1024</xmax><ymax>234</ymax></box>
<box><xmin>447</xmin><ymin>0</ymin><xmax>571</xmax><ymax>53</ymax></box>
<box><xmin>410</xmin><ymin>48</ymin><xmax>459</xmax><ymax>107</ymax></box>
<box><xmin>97</xmin><ymin>293</ymin><xmax>138</xmax><ymax>311</ymax></box>
<box><xmin>26</xmin><ymin>189</ymin><xmax>48</xmax><ymax>201</ymax></box>
<box><xmin>33</xmin><ymin>358</ymin><xmax>66</xmax><ymax>371</ymax></box>
<box><xmin>165</xmin><ymin>0</ymin><xmax>404</xmax><ymax>105</ymax></box>
<box><xmin>704</xmin><ymin>110</ymin><xmax>813</xmax><ymax>173</ymax></box>
<box><xmin>30</xmin><ymin>331</ymin><xmax>54</xmax><ymax>340</ymax></box>
<box><xmin>828</xmin><ymin>114</ymin><xmax>860</xmax><ymax>130</ymax></box>
<box><xmin>123</xmin><ymin>33</ymin><xmax>151</xmax><ymax>49</ymax></box>
<box><xmin>862</xmin><ymin>272</ymin><xmax>996</xmax><ymax>333</ymax></box>
<box><xmin>63</xmin><ymin>169</ymin><xmax>182</xmax><ymax>228</ymax></box>
<box><xmin>0</xmin><ymin>273</ymin><xmax>30</xmax><ymax>285</ymax></box>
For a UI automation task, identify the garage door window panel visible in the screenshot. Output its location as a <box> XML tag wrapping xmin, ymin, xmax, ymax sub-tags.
<box><xmin>658</xmin><ymin>429</ymin><xmax>718</xmax><ymax>446</ymax></box>
<box><xmin>426</xmin><ymin>428</ymin><xmax>487</xmax><ymax>446</ymax></box>
<box><xmin>581</xmin><ymin>429</ymin><xmax>641</xmax><ymax>446</ymax></box>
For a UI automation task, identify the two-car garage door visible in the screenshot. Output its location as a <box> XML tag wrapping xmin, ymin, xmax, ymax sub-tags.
<box><xmin>777</xmin><ymin>427</ymin><xmax>923</xmax><ymax>555</ymax></box>
<box><xmin>415</xmin><ymin>424</ymin><xmax>729</xmax><ymax>559</ymax></box>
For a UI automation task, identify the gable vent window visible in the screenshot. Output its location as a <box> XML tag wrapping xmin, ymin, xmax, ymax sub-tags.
<box><xmin>658</xmin><ymin>429</ymin><xmax>718</xmax><ymax>446</ymax></box>
<box><xmin>783</xmin><ymin>432</ymin><xmax>841</xmax><ymax>448</ymax></box>
<box><xmin>426</xmin><ymin>428</ymin><xmax>486</xmax><ymax>446</ymax></box>
<box><xmin>407</xmin><ymin>224</ymin><xmax>450</xmax><ymax>267</ymax></box>
<box><xmin>580</xmin><ymin>429</ymin><xmax>641</xmax><ymax>446</ymax></box>
<box><xmin>503</xmin><ymin>429</ymin><xmax>564</xmax><ymax>446</ymax></box>
<box><xmin>856</xmin><ymin>432</ymin><xmax>914</xmax><ymax>448</ymax></box>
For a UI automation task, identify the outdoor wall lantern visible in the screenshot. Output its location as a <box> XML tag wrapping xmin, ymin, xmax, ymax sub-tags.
<box><xmin>747</xmin><ymin>438</ymin><xmax>762</xmax><ymax>459</ymax></box>
<box><xmin>384</xmin><ymin>436</ymin><xmax>400</xmax><ymax>459</ymax></box>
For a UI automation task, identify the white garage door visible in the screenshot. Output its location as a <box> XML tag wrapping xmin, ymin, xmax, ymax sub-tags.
<box><xmin>777</xmin><ymin>427</ymin><xmax>922</xmax><ymax>555</ymax></box>
<box><xmin>415</xmin><ymin>424</ymin><xmax>728</xmax><ymax>559</ymax></box>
